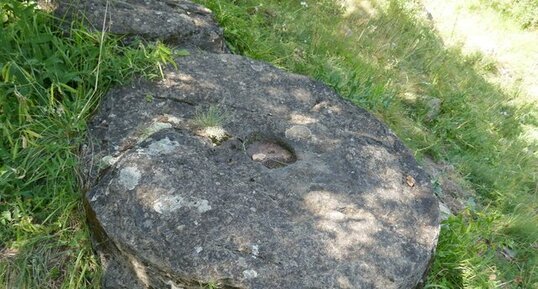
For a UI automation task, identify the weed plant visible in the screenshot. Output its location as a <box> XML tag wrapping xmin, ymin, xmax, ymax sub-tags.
<box><xmin>193</xmin><ymin>0</ymin><xmax>537</xmax><ymax>288</ymax></box>
<box><xmin>193</xmin><ymin>105</ymin><xmax>229</xmax><ymax>128</ymax></box>
<box><xmin>0</xmin><ymin>1</ymin><xmax>172</xmax><ymax>287</ymax></box>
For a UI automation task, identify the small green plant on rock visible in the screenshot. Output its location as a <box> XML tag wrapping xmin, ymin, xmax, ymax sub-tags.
<box><xmin>204</xmin><ymin>281</ymin><xmax>220</xmax><ymax>289</ymax></box>
<box><xmin>193</xmin><ymin>105</ymin><xmax>230</xmax><ymax>145</ymax></box>
<box><xmin>193</xmin><ymin>104</ymin><xmax>228</xmax><ymax>128</ymax></box>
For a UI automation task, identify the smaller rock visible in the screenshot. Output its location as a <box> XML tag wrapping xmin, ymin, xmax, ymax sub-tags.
<box><xmin>285</xmin><ymin>125</ymin><xmax>312</xmax><ymax>140</ymax></box>
<box><xmin>425</xmin><ymin>97</ymin><xmax>442</xmax><ymax>122</ymax></box>
<box><xmin>53</xmin><ymin>0</ymin><xmax>228</xmax><ymax>53</ymax></box>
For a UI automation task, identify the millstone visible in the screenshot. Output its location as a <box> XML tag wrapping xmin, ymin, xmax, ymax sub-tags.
<box><xmin>53</xmin><ymin>0</ymin><xmax>227</xmax><ymax>53</ymax></box>
<box><xmin>83</xmin><ymin>52</ymin><xmax>440</xmax><ymax>289</ymax></box>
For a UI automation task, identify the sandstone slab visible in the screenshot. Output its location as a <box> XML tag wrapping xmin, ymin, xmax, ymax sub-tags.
<box><xmin>54</xmin><ymin>0</ymin><xmax>227</xmax><ymax>52</ymax></box>
<box><xmin>83</xmin><ymin>52</ymin><xmax>440</xmax><ymax>289</ymax></box>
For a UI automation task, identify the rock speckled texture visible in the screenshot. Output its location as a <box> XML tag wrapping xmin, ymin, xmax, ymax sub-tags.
<box><xmin>54</xmin><ymin>0</ymin><xmax>227</xmax><ymax>52</ymax></box>
<box><xmin>83</xmin><ymin>52</ymin><xmax>440</xmax><ymax>289</ymax></box>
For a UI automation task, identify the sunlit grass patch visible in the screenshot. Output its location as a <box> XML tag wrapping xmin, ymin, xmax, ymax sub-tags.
<box><xmin>423</xmin><ymin>0</ymin><xmax>538</xmax><ymax>111</ymax></box>
<box><xmin>472</xmin><ymin>0</ymin><xmax>538</xmax><ymax>30</ymax></box>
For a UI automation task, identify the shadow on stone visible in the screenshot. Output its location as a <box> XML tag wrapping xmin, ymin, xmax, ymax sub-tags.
<box><xmin>82</xmin><ymin>52</ymin><xmax>440</xmax><ymax>289</ymax></box>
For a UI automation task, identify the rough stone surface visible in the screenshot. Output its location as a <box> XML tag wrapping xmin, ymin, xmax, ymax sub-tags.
<box><xmin>54</xmin><ymin>0</ymin><xmax>227</xmax><ymax>53</ymax></box>
<box><xmin>83</xmin><ymin>52</ymin><xmax>440</xmax><ymax>289</ymax></box>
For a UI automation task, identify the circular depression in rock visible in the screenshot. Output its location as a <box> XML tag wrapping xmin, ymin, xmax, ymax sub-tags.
<box><xmin>246</xmin><ymin>139</ymin><xmax>297</xmax><ymax>168</ymax></box>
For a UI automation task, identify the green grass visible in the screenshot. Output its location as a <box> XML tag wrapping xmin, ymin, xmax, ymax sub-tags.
<box><xmin>0</xmin><ymin>1</ymin><xmax>173</xmax><ymax>287</ymax></box>
<box><xmin>1</xmin><ymin>0</ymin><xmax>537</xmax><ymax>288</ymax></box>
<box><xmin>193</xmin><ymin>105</ymin><xmax>229</xmax><ymax>128</ymax></box>
<box><xmin>473</xmin><ymin>0</ymin><xmax>538</xmax><ymax>30</ymax></box>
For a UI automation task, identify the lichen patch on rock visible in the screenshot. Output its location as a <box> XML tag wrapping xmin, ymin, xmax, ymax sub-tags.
<box><xmin>153</xmin><ymin>195</ymin><xmax>184</xmax><ymax>214</ymax></box>
<box><xmin>243</xmin><ymin>269</ymin><xmax>258</xmax><ymax>279</ymax></box>
<box><xmin>142</xmin><ymin>122</ymin><xmax>172</xmax><ymax>138</ymax></box>
<box><xmin>118</xmin><ymin>166</ymin><xmax>141</xmax><ymax>191</ymax></box>
<box><xmin>153</xmin><ymin>194</ymin><xmax>212</xmax><ymax>215</ymax></box>
<box><xmin>192</xmin><ymin>199</ymin><xmax>212</xmax><ymax>213</ymax></box>
<box><xmin>146</xmin><ymin>137</ymin><xmax>179</xmax><ymax>155</ymax></box>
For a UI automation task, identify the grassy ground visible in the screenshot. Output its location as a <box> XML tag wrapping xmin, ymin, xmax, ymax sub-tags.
<box><xmin>0</xmin><ymin>1</ymin><xmax>173</xmax><ymax>287</ymax></box>
<box><xmin>1</xmin><ymin>0</ymin><xmax>536</xmax><ymax>288</ymax></box>
<box><xmin>422</xmin><ymin>0</ymin><xmax>538</xmax><ymax>144</ymax></box>
<box><xmin>473</xmin><ymin>0</ymin><xmax>538</xmax><ymax>30</ymax></box>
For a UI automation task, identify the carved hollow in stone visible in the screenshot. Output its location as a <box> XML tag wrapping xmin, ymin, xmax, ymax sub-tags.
<box><xmin>246</xmin><ymin>140</ymin><xmax>297</xmax><ymax>168</ymax></box>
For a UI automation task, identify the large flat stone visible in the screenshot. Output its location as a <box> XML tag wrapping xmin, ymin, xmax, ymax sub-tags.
<box><xmin>54</xmin><ymin>0</ymin><xmax>227</xmax><ymax>52</ymax></box>
<box><xmin>83</xmin><ymin>52</ymin><xmax>440</xmax><ymax>289</ymax></box>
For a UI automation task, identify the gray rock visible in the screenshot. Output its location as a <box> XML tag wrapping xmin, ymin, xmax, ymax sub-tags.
<box><xmin>54</xmin><ymin>0</ymin><xmax>227</xmax><ymax>53</ymax></box>
<box><xmin>83</xmin><ymin>52</ymin><xmax>440</xmax><ymax>289</ymax></box>
<box><xmin>438</xmin><ymin>201</ymin><xmax>452</xmax><ymax>221</ymax></box>
<box><xmin>424</xmin><ymin>97</ymin><xmax>442</xmax><ymax>122</ymax></box>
